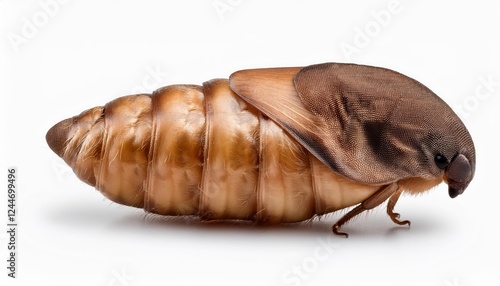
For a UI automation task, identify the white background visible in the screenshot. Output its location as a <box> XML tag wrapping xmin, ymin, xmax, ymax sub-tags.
<box><xmin>1</xmin><ymin>1</ymin><xmax>499</xmax><ymax>285</ymax></box>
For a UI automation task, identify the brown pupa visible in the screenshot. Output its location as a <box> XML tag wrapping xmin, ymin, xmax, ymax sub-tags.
<box><xmin>46</xmin><ymin>63</ymin><xmax>476</xmax><ymax>237</ymax></box>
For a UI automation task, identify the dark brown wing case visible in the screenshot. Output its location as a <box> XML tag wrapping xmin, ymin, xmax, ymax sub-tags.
<box><xmin>231</xmin><ymin>63</ymin><xmax>475</xmax><ymax>185</ymax></box>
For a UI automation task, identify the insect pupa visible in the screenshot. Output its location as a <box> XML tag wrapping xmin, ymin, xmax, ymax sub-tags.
<box><xmin>46</xmin><ymin>63</ymin><xmax>475</xmax><ymax>237</ymax></box>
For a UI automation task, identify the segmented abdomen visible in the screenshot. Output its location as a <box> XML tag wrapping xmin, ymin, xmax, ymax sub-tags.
<box><xmin>64</xmin><ymin>79</ymin><xmax>379</xmax><ymax>223</ymax></box>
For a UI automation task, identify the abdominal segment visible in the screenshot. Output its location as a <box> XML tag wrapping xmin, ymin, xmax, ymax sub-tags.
<box><xmin>69</xmin><ymin>79</ymin><xmax>378</xmax><ymax>223</ymax></box>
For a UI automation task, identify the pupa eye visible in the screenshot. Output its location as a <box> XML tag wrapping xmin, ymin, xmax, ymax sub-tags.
<box><xmin>434</xmin><ymin>154</ymin><xmax>449</xmax><ymax>169</ymax></box>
